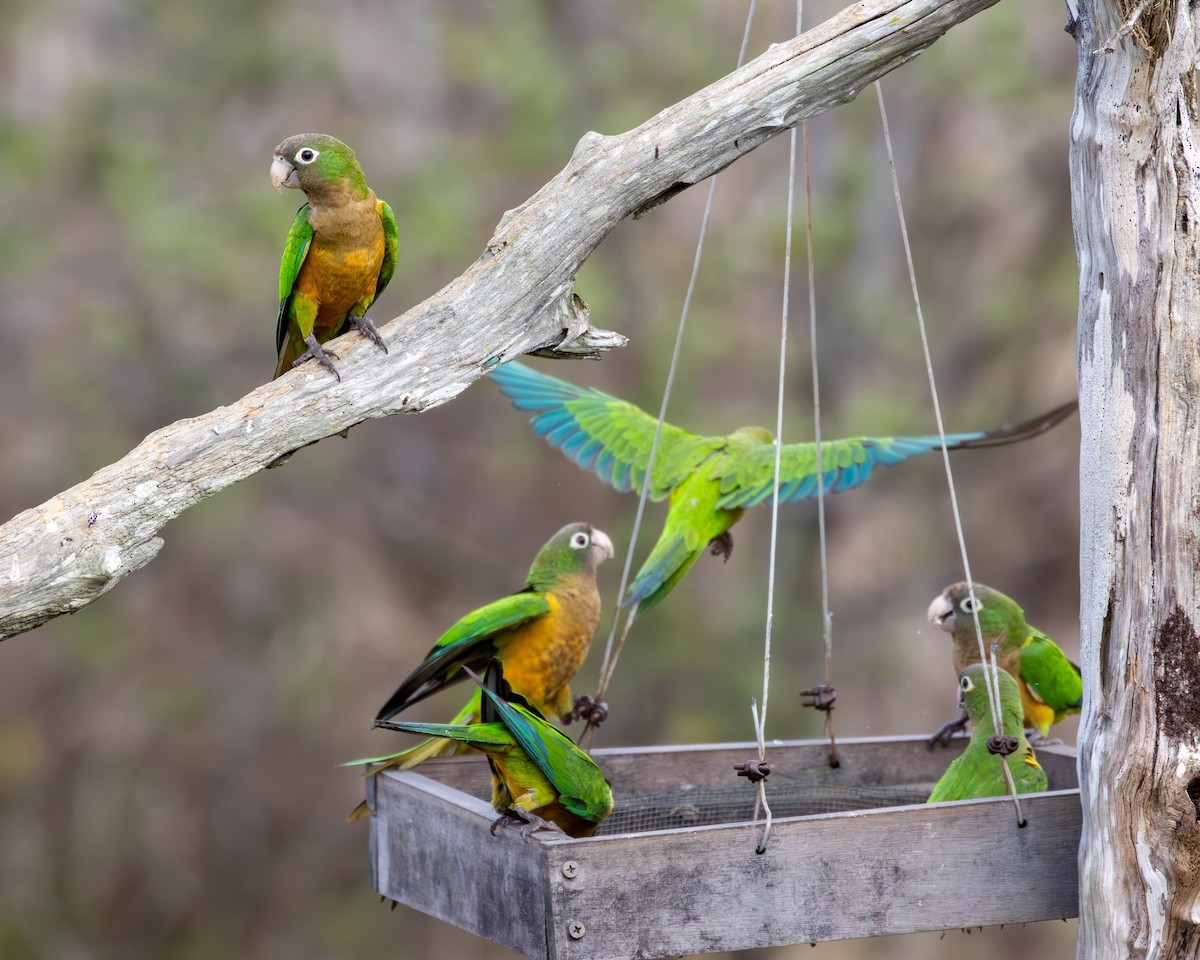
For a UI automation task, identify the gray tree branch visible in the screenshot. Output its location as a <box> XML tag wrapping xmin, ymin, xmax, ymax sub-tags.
<box><xmin>0</xmin><ymin>0</ymin><xmax>1003</xmax><ymax>640</ymax></box>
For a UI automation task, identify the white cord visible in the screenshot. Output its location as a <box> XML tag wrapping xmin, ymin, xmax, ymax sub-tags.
<box><xmin>875</xmin><ymin>81</ymin><xmax>1022</xmax><ymax>819</ymax></box>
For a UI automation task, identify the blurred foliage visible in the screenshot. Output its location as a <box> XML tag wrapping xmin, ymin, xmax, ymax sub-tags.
<box><xmin>0</xmin><ymin>0</ymin><xmax>1079</xmax><ymax>958</ymax></box>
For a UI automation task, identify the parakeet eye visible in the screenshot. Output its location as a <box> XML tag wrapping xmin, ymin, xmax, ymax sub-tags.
<box><xmin>960</xmin><ymin>675</ymin><xmax>975</xmax><ymax>692</ymax></box>
<box><xmin>296</xmin><ymin>148</ymin><xmax>319</xmax><ymax>164</ymax></box>
<box><xmin>958</xmin><ymin>596</ymin><xmax>980</xmax><ymax>614</ymax></box>
<box><xmin>570</xmin><ymin>532</ymin><xmax>591</xmax><ymax>550</ymax></box>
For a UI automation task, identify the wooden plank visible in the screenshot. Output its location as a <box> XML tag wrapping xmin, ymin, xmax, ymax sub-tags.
<box><xmin>372</xmin><ymin>770</ymin><xmax>552</xmax><ymax>958</ymax></box>
<box><xmin>542</xmin><ymin>790</ymin><xmax>1081</xmax><ymax>960</ymax></box>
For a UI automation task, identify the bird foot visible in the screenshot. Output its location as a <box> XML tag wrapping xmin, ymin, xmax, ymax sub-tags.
<box><xmin>708</xmin><ymin>531</ymin><xmax>734</xmax><ymax>562</ymax></box>
<box><xmin>562</xmin><ymin>694</ymin><xmax>608</xmax><ymax>727</ymax></box>
<box><xmin>490</xmin><ymin>808</ymin><xmax>564</xmax><ymax>840</ymax></box>
<box><xmin>348</xmin><ymin>314</ymin><xmax>389</xmax><ymax>353</ymax></box>
<box><xmin>1027</xmin><ymin>731</ymin><xmax>1063</xmax><ymax>747</ymax></box>
<box><xmin>927</xmin><ymin>712</ymin><xmax>969</xmax><ymax>750</ymax></box>
<box><xmin>292</xmin><ymin>333</ymin><xmax>341</xmax><ymax>380</ymax></box>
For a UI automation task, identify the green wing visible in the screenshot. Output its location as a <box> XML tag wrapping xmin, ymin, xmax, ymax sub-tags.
<box><xmin>1019</xmin><ymin>631</ymin><xmax>1083</xmax><ymax>715</ymax></box>
<box><xmin>374</xmin><ymin>591</ymin><xmax>551</xmax><ymax>722</ymax></box>
<box><xmin>714</xmin><ymin>402</ymin><xmax>1080</xmax><ymax>509</ymax></box>
<box><xmin>714</xmin><ymin>432</ymin><xmax>994</xmax><ymax>509</ymax></box>
<box><xmin>275</xmin><ymin>204</ymin><xmax>313</xmax><ymax>354</ymax></box>
<box><xmin>480</xmin><ymin>684</ymin><xmax>612</xmax><ymax>823</ymax></box>
<box><xmin>489</xmin><ymin>360</ymin><xmax>727</xmax><ymax>498</ymax></box>
<box><xmin>375</xmin><ymin>200</ymin><xmax>398</xmax><ymax>301</ymax></box>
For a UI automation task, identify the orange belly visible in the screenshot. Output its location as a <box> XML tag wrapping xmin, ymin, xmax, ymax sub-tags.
<box><xmin>499</xmin><ymin>595</ymin><xmax>594</xmax><ymax>719</ymax></box>
<box><xmin>295</xmin><ymin>233</ymin><xmax>385</xmax><ymax>340</ymax></box>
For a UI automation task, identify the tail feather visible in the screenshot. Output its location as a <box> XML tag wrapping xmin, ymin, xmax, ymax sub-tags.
<box><xmin>949</xmin><ymin>399</ymin><xmax>1077</xmax><ymax>449</ymax></box>
<box><xmin>625</xmin><ymin>535</ymin><xmax>703</xmax><ymax>614</ymax></box>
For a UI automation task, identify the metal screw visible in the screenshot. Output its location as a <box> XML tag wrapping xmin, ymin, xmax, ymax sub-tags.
<box><xmin>561</xmin><ymin>860</ymin><xmax>579</xmax><ymax>879</ymax></box>
<box><xmin>567</xmin><ymin>920</ymin><xmax>586</xmax><ymax>940</ymax></box>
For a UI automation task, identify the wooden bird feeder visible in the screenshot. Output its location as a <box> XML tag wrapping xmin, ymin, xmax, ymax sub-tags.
<box><xmin>366</xmin><ymin>735</ymin><xmax>1080</xmax><ymax>959</ymax></box>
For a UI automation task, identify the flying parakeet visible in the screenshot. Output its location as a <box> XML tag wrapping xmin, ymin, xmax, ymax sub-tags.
<box><xmin>270</xmin><ymin>133</ymin><xmax>398</xmax><ymax>380</ymax></box>
<box><xmin>365</xmin><ymin>522</ymin><xmax>613</xmax><ymax>775</ymax></box>
<box><xmin>927</xmin><ymin>663</ymin><xmax>1048</xmax><ymax>802</ymax></box>
<box><xmin>927</xmin><ymin>582</ymin><xmax>1083</xmax><ymax>742</ymax></box>
<box><xmin>489</xmin><ymin>359</ymin><xmax>1077</xmax><ymax>615</ymax></box>
<box><xmin>376</xmin><ymin>660</ymin><xmax>614</xmax><ymax>837</ymax></box>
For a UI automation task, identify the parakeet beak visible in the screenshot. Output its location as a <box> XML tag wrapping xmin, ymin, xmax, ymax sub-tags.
<box><xmin>270</xmin><ymin>155</ymin><xmax>299</xmax><ymax>192</ymax></box>
<box><xmin>591</xmin><ymin>529</ymin><xmax>615</xmax><ymax>561</ymax></box>
<box><xmin>927</xmin><ymin>592</ymin><xmax>954</xmax><ymax>632</ymax></box>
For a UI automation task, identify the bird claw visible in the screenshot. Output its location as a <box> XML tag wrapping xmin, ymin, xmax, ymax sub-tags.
<box><xmin>292</xmin><ymin>334</ymin><xmax>341</xmax><ymax>380</ymax></box>
<box><xmin>490</xmin><ymin>808</ymin><xmax>564</xmax><ymax>840</ymax></box>
<box><xmin>562</xmin><ymin>694</ymin><xmax>608</xmax><ymax>726</ymax></box>
<box><xmin>348</xmin><ymin>314</ymin><xmax>388</xmax><ymax>353</ymax></box>
<box><xmin>927</xmin><ymin>712</ymin><xmax>969</xmax><ymax>750</ymax></box>
<box><xmin>708</xmin><ymin>531</ymin><xmax>734</xmax><ymax>562</ymax></box>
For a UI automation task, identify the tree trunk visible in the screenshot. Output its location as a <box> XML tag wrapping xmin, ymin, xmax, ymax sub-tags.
<box><xmin>1072</xmin><ymin>0</ymin><xmax>1200</xmax><ymax>954</ymax></box>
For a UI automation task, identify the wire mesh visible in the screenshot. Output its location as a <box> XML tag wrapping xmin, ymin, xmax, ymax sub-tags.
<box><xmin>597</xmin><ymin>781</ymin><xmax>934</xmax><ymax>836</ymax></box>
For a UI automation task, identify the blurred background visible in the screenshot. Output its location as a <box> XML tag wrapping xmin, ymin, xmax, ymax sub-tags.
<box><xmin>0</xmin><ymin>1</ymin><xmax>1079</xmax><ymax>958</ymax></box>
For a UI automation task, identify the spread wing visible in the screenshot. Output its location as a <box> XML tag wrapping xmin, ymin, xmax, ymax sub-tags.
<box><xmin>713</xmin><ymin>433</ymin><xmax>989</xmax><ymax>509</ymax></box>
<box><xmin>489</xmin><ymin>360</ymin><xmax>725</xmax><ymax>498</ymax></box>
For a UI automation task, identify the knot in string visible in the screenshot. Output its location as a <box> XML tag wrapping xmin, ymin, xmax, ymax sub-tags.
<box><xmin>986</xmin><ymin>735</ymin><xmax>1020</xmax><ymax>757</ymax></box>
<box><xmin>734</xmin><ymin>760</ymin><xmax>774</xmax><ymax>784</ymax></box>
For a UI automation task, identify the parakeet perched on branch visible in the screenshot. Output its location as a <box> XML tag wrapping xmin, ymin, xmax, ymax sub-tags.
<box><xmin>374</xmin><ymin>660</ymin><xmax>614</xmax><ymax>838</ymax></box>
<box><xmin>270</xmin><ymin>133</ymin><xmax>397</xmax><ymax>380</ymax></box>
<box><xmin>357</xmin><ymin>522</ymin><xmax>613</xmax><ymax>784</ymax></box>
<box><xmin>490</xmin><ymin>359</ymin><xmax>1076</xmax><ymax>615</ymax></box>
<box><xmin>927</xmin><ymin>664</ymin><xmax>1048</xmax><ymax>802</ymax></box>
<box><xmin>927</xmin><ymin>582</ymin><xmax>1083</xmax><ymax>742</ymax></box>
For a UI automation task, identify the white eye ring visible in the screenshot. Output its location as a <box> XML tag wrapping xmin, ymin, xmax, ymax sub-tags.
<box><xmin>296</xmin><ymin>147</ymin><xmax>319</xmax><ymax>165</ymax></box>
<box><xmin>570</xmin><ymin>532</ymin><xmax>591</xmax><ymax>550</ymax></box>
<box><xmin>959</xmin><ymin>596</ymin><xmax>979</xmax><ymax>614</ymax></box>
<box><xmin>960</xmin><ymin>675</ymin><xmax>974</xmax><ymax>692</ymax></box>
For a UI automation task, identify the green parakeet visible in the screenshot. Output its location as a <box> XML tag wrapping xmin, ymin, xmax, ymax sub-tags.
<box><xmin>928</xmin><ymin>664</ymin><xmax>1048</xmax><ymax>802</ymax></box>
<box><xmin>347</xmin><ymin>522</ymin><xmax>613</xmax><ymax>811</ymax></box>
<box><xmin>374</xmin><ymin>660</ymin><xmax>614</xmax><ymax>837</ymax></box>
<box><xmin>927</xmin><ymin>582</ymin><xmax>1082</xmax><ymax>740</ymax></box>
<box><xmin>490</xmin><ymin>359</ymin><xmax>1077</xmax><ymax>615</ymax></box>
<box><xmin>270</xmin><ymin>133</ymin><xmax>397</xmax><ymax>380</ymax></box>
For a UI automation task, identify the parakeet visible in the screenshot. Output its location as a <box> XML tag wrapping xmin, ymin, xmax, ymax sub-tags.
<box><xmin>270</xmin><ymin>133</ymin><xmax>398</xmax><ymax>380</ymax></box>
<box><xmin>374</xmin><ymin>660</ymin><xmax>614</xmax><ymax>837</ymax></box>
<box><xmin>370</xmin><ymin>522</ymin><xmax>613</xmax><ymax>772</ymax></box>
<box><xmin>927</xmin><ymin>582</ymin><xmax>1083</xmax><ymax>741</ymax></box>
<box><xmin>490</xmin><ymin>359</ymin><xmax>1077</xmax><ymax>615</ymax></box>
<box><xmin>927</xmin><ymin>664</ymin><xmax>1048</xmax><ymax>802</ymax></box>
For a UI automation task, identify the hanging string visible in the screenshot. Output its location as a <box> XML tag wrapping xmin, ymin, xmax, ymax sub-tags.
<box><xmin>750</xmin><ymin>0</ymin><xmax>805</xmax><ymax>856</ymax></box>
<box><xmin>989</xmin><ymin>648</ymin><xmax>1027</xmax><ymax>826</ymax></box>
<box><xmin>582</xmin><ymin>1</ymin><xmax>759</xmax><ymax>747</ymax></box>
<box><xmin>801</xmin><ymin>63</ymin><xmax>838</xmax><ymax>769</ymax></box>
<box><xmin>874</xmin><ymin>81</ymin><xmax>1022</xmax><ymax>822</ymax></box>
